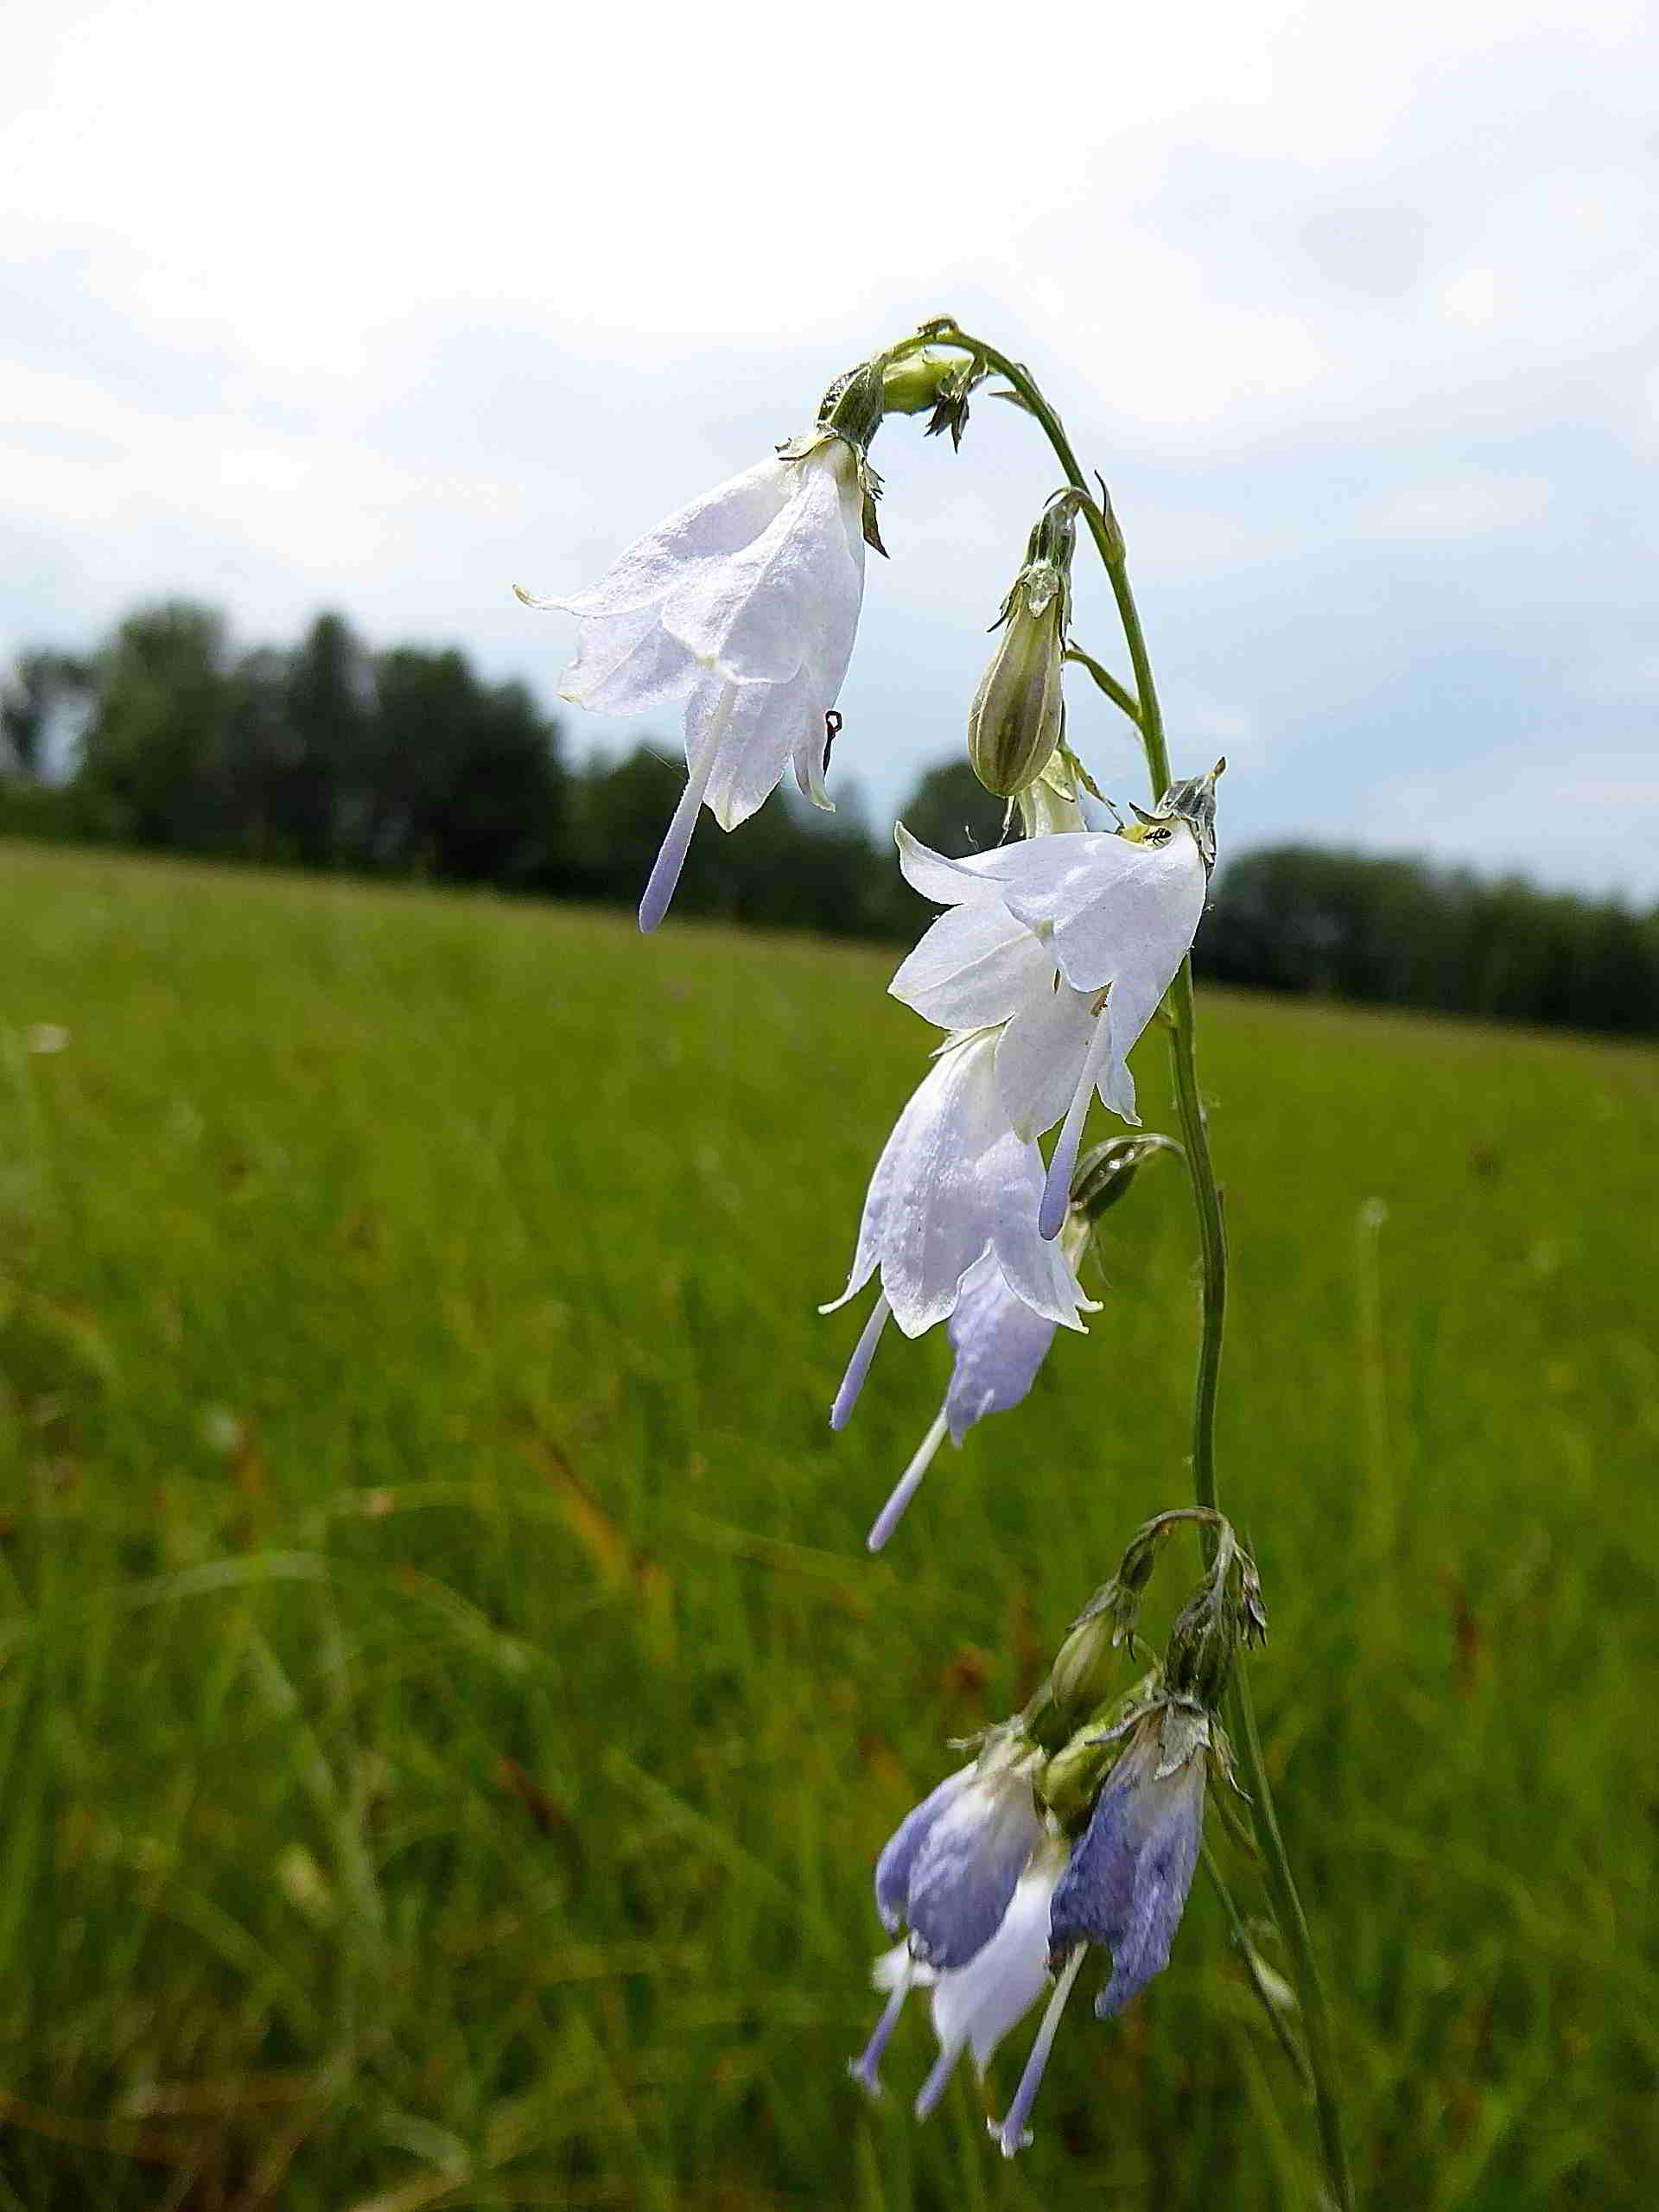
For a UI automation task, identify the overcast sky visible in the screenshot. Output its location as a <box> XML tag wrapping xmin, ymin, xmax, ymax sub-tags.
<box><xmin>5</xmin><ymin>0</ymin><xmax>1656</xmax><ymax>896</ymax></box>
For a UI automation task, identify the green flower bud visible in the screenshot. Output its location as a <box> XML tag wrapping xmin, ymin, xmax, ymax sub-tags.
<box><xmin>1037</xmin><ymin>1725</ymin><xmax>1121</xmax><ymax>1829</ymax></box>
<box><xmin>967</xmin><ymin>574</ymin><xmax>1067</xmax><ymax>798</ymax></box>
<box><xmin>879</xmin><ymin>350</ymin><xmax>962</xmax><ymax>417</ymax></box>
<box><xmin>968</xmin><ymin>496</ymin><xmax>1083</xmax><ymax>799</ymax></box>
<box><xmin>1046</xmin><ymin>1613</ymin><xmax>1121</xmax><ymax>1719</ymax></box>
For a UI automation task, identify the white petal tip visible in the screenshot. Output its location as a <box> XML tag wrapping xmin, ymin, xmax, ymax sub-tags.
<box><xmin>988</xmin><ymin>2120</ymin><xmax>1033</xmax><ymax>2159</ymax></box>
<box><xmin>847</xmin><ymin>2058</ymin><xmax>884</xmax><ymax>2101</ymax></box>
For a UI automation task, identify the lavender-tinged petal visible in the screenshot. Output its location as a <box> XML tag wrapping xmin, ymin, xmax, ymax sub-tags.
<box><xmin>874</xmin><ymin>1767</ymin><xmax>976</xmax><ymax>1934</ymax></box>
<box><xmin>830</xmin><ymin>1294</ymin><xmax>891</xmax><ymax>1431</ymax></box>
<box><xmin>906</xmin><ymin>1777</ymin><xmax>1044</xmax><ymax>1970</ymax></box>
<box><xmin>1092</xmin><ymin>1772</ymin><xmax>1204</xmax><ymax>2017</ymax></box>
<box><xmin>988</xmin><ymin>1945</ymin><xmax>1086</xmax><ymax>2158</ymax></box>
<box><xmin>944</xmin><ymin>1256</ymin><xmax>1058</xmax><ymax>1446</ymax></box>
<box><xmin>932</xmin><ymin>1851</ymin><xmax>1066</xmax><ymax>2070</ymax></box>
<box><xmin>868</xmin><ymin>1408</ymin><xmax>950</xmax><ymax>1552</ymax></box>
<box><xmin>865</xmin><ymin>1040</ymin><xmax>1012</xmax><ymax>1338</ymax></box>
<box><xmin>984</xmin><ymin>1140</ymin><xmax>1092</xmax><ymax>1333</ymax></box>
<box><xmin>1046</xmin><ymin>1732</ymin><xmax>1205</xmax><ymax>2018</ymax></box>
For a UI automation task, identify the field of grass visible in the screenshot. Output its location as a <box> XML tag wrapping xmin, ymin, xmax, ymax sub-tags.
<box><xmin>2</xmin><ymin>838</ymin><xmax>1656</xmax><ymax>2211</ymax></box>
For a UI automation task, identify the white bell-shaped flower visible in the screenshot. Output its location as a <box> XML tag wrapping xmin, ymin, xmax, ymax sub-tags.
<box><xmin>890</xmin><ymin>822</ymin><xmax>1208</xmax><ymax>1238</ymax></box>
<box><xmin>822</xmin><ymin>1031</ymin><xmax>1093</xmax><ymax>1430</ymax></box>
<box><xmin>517</xmin><ymin>434</ymin><xmax>868</xmax><ymax>928</ymax></box>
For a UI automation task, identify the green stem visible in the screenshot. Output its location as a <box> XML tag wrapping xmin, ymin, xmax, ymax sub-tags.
<box><xmin>1199</xmin><ymin>1840</ymin><xmax>1313</xmax><ymax>2094</ymax></box>
<box><xmin>928</xmin><ymin>320</ymin><xmax>1357</xmax><ymax>2211</ymax></box>
<box><xmin>1064</xmin><ymin>645</ymin><xmax>1142</xmax><ymax>729</ymax></box>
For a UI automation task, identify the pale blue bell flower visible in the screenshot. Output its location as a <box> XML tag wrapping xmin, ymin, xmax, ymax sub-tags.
<box><xmin>986</xmin><ymin>1712</ymin><xmax>1206</xmax><ymax>2156</ymax></box>
<box><xmin>866</xmin><ymin>1249</ymin><xmax>1062</xmax><ymax>1552</ymax></box>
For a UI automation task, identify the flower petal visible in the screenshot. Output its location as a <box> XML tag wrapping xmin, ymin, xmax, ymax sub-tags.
<box><xmin>906</xmin><ymin>1775</ymin><xmax>1046</xmax><ymax>1970</ymax></box>
<box><xmin>943</xmin><ymin>1255</ymin><xmax>1060</xmax><ymax>1444</ymax></box>
<box><xmin>996</xmin><ymin>830</ymin><xmax>1207</xmax><ymax>1001</ymax></box>
<box><xmin>690</xmin><ymin>668</ymin><xmax>813</xmax><ymax>830</ymax></box>
<box><xmin>930</xmin><ymin>1847</ymin><xmax>1066</xmax><ymax>2075</ymax></box>
<box><xmin>874</xmin><ymin>1766</ymin><xmax>976</xmax><ymax>1935</ymax></box>
<box><xmin>895</xmin><ymin>823</ymin><xmax>1014</xmax><ymax>909</ymax></box>
<box><xmin>1046</xmin><ymin>1725</ymin><xmax>1205</xmax><ymax>2018</ymax></box>
<box><xmin>993</xmin><ymin>982</ymin><xmax>1096</xmax><ymax>1142</ymax></box>
<box><xmin>541</xmin><ymin>456</ymin><xmax>797</xmax><ymax>621</ymax></box>
<box><xmin>661</xmin><ymin>447</ymin><xmax>865</xmax><ymax>687</ymax></box>
<box><xmin>556</xmin><ymin>600</ymin><xmax>698</xmax><ymax>718</ymax></box>
<box><xmin>890</xmin><ymin>903</ymin><xmax>1053</xmax><ymax>1033</ymax></box>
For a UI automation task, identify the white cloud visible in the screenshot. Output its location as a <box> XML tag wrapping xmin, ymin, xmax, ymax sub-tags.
<box><xmin>3</xmin><ymin>0</ymin><xmax>1657</xmax><ymax>891</ymax></box>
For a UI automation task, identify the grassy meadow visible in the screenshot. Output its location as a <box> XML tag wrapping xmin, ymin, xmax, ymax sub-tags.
<box><xmin>2</xmin><ymin>838</ymin><xmax>1656</xmax><ymax>2211</ymax></box>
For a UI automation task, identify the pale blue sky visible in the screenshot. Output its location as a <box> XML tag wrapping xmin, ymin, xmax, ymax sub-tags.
<box><xmin>3</xmin><ymin>0</ymin><xmax>1655</xmax><ymax>895</ymax></box>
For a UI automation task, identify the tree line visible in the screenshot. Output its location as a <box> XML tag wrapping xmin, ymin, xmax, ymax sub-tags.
<box><xmin>3</xmin><ymin>603</ymin><xmax>1655</xmax><ymax>1037</ymax></box>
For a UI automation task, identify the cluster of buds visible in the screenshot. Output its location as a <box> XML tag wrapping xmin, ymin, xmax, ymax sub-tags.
<box><xmin>852</xmin><ymin>1514</ymin><xmax>1265</xmax><ymax>2154</ymax></box>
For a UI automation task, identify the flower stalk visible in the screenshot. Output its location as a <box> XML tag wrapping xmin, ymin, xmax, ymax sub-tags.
<box><xmin>906</xmin><ymin>317</ymin><xmax>1357</xmax><ymax>2212</ymax></box>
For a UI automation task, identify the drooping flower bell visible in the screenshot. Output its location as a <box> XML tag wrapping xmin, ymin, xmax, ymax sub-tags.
<box><xmin>890</xmin><ymin>766</ymin><xmax>1219</xmax><ymax>1240</ymax></box>
<box><xmin>988</xmin><ymin>1700</ymin><xmax>1209</xmax><ymax>2155</ymax></box>
<box><xmin>861</xmin><ymin>1134</ymin><xmax>1179</xmax><ymax>1553</ymax></box>
<box><xmin>516</xmin><ymin>365</ymin><xmax>888</xmax><ymax>931</ymax></box>
<box><xmin>821</xmin><ymin>1029</ymin><xmax>1096</xmax><ymax>1432</ymax></box>
<box><xmin>850</xmin><ymin>1732</ymin><xmax>1067</xmax><ymax>2115</ymax></box>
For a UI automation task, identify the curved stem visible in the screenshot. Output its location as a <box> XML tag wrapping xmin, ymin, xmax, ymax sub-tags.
<box><xmin>1064</xmin><ymin>645</ymin><xmax>1142</xmax><ymax>729</ymax></box>
<box><xmin>929</xmin><ymin>321</ymin><xmax>1357</xmax><ymax>2210</ymax></box>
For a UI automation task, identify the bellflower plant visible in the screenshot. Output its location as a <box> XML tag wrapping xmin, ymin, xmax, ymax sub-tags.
<box><xmin>563</xmin><ymin>320</ymin><xmax>1355</xmax><ymax>2205</ymax></box>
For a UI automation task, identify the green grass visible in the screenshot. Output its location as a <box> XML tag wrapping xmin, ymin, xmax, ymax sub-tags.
<box><xmin>2</xmin><ymin>838</ymin><xmax>1656</xmax><ymax>2211</ymax></box>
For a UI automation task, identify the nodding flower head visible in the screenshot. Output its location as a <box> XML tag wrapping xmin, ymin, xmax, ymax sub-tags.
<box><xmin>851</xmin><ymin>1732</ymin><xmax>1066</xmax><ymax>2113</ymax></box>
<box><xmin>516</xmin><ymin>416</ymin><xmax>873</xmax><ymax>931</ymax></box>
<box><xmin>822</xmin><ymin>1028</ymin><xmax>1095</xmax><ymax>1442</ymax></box>
<box><xmin>890</xmin><ymin>813</ymin><xmax>1211</xmax><ymax>1240</ymax></box>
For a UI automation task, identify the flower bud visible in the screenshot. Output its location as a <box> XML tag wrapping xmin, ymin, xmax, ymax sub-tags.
<box><xmin>880</xmin><ymin>350</ymin><xmax>962</xmax><ymax>417</ymax></box>
<box><xmin>1036</xmin><ymin>1726</ymin><xmax>1121</xmax><ymax>1829</ymax></box>
<box><xmin>967</xmin><ymin>580</ymin><xmax>1066</xmax><ymax>798</ymax></box>
<box><xmin>1045</xmin><ymin>1614</ymin><xmax>1120</xmax><ymax>1720</ymax></box>
<box><xmin>1070</xmin><ymin>1133</ymin><xmax>1180</xmax><ymax>1223</ymax></box>
<box><xmin>967</xmin><ymin>498</ymin><xmax>1080</xmax><ymax>799</ymax></box>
